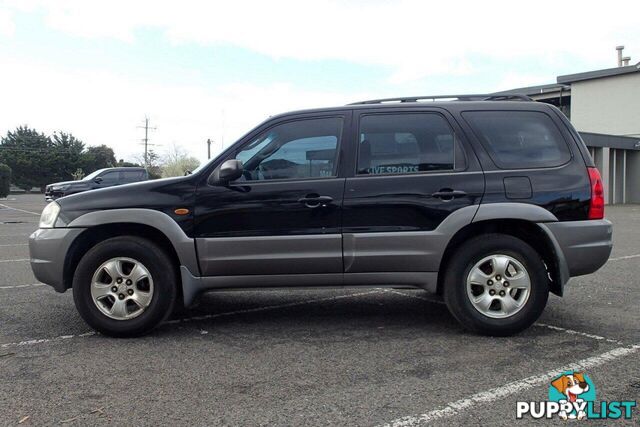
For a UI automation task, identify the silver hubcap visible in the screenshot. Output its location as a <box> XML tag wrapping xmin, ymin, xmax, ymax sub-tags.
<box><xmin>90</xmin><ymin>257</ymin><xmax>154</xmax><ymax>320</ymax></box>
<box><xmin>466</xmin><ymin>254</ymin><xmax>531</xmax><ymax>319</ymax></box>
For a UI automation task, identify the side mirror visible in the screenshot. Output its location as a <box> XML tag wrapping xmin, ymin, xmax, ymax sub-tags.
<box><xmin>94</xmin><ymin>177</ymin><xmax>103</xmax><ymax>184</ymax></box>
<box><xmin>209</xmin><ymin>159</ymin><xmax>243</xmax><ymax>185</ymax></box>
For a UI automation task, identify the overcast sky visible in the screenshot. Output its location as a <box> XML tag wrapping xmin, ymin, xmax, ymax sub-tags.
<box><xmin>0</xmin><ymin>0</ymin><xmax>639</xmax><ymax>163</ymax></box>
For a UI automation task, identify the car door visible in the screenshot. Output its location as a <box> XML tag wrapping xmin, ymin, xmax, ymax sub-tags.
<box><xmin>121</xmin><ymin>169</ymin><xmax>147</xmax><ymax>184</ymax></box>
<box><xmin>194</xmin><ymin>113</ymin><xmax>350</xmax><ymax>278</ymax></box>
<box><xmin>94</xmin><ymin>170</ymin><xmax>120</xmax><ymax>189</ymax></box>
<box><xmin>342</xmin><ymin>108</ymin><xmax>484</xmax><ymax>278</ymax></box>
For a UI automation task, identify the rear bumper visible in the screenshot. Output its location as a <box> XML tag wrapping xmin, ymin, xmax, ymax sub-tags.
<box><xmin>29</xmin><ymin>227</ymin><xmax>85</xmax><ymax>292</ymax></box>
<box><xmin>541</xmin><ymin>219</ymin><xmax>613</xmax><ymax>278</ymax></box>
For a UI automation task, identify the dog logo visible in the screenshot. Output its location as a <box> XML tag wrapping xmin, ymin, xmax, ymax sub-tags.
<box><xmin>549</xmin><ymin>371</ymin><xmax>595</xmax><ymax>420</ymax></box>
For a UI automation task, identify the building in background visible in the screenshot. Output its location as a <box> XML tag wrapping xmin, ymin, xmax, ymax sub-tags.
<box><xmin>495</xmin><ymin>46</ymin><xmax>640</xmax><ymax>204</ymax></box>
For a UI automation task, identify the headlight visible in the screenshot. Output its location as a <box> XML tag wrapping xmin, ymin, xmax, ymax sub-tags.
<box><xmin>39</xmin><ymin>201</ymin><xmax>61</xmax><ymax>228</ymax></box>
<box><xmin>51</xmin><ymin>185</ymin><xmax>69</xmax><ymax>191</ymax></box>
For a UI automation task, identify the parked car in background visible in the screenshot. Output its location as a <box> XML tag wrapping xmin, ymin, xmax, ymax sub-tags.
<box><xmin>45</xmin><ymin>167</ymin><xmax>148</xmax><ymax>201</ymax></box>
<box><xmin>30</xmin><ymin>95</ymin><xmax>612</xmax><ymax>337</ymax></box>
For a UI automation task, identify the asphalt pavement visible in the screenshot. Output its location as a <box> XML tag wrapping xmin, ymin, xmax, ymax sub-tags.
<box><xmin>0</xmin><ymin>194</ymin><xmax>638</xmax><ymax>426</ymax></box>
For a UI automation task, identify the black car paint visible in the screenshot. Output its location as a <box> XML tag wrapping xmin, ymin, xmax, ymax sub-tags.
<box><xmin>57</xmin><ymin>177</ymin><xmax>198</xmax><ymax>235</ymax></box>
<box><xmin>55</xmin><ymin>101</ymin><xmax>594</xmax><ymax>242</ymax></box>
<box><xmin>342</xmin><ymin>107</ymin><xmax>485</xmax><ymax>234</ymax></box>
<box><xmin>193</xmin><ymin>111</ymin><xmax>351</xmax><ymax>239</ymax></box>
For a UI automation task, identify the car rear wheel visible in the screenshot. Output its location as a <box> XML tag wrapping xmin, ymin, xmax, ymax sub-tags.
<box><xmin>443</xmin><ymin>234</ymin><xmax>549</xmax><ymax>336</ymax></box>
<box><xmin>73</xmin><ymin>236</ymin><xmax>177</xmax><ymax>337</ymax></box>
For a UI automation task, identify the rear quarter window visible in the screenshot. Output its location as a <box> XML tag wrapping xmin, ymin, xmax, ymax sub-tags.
<box><xmin>122</xmin><ymin>170</ymin><xmax>147</xmax><ymax>182</ymax></box>
<box><xmin>462</xmin><ymin>111</ymin><xmax>571</xmax><ymax>169</ymax></box>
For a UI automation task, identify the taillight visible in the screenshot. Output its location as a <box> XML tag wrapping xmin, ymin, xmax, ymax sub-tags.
<box><xmin>587</xmin><ymin>167</ymin><xmax>604</xmax><ymax>220</ymax></box>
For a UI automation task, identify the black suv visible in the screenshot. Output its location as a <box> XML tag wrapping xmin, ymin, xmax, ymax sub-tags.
<box><xmin>45</xmin><ymin>167</ymin><xmax>148</xmax><ymax>201</ymax></box>
<box><xmin>29</xmin><ymin>95</ymin><xmax>612</xmax><ymax>337</ymax></box>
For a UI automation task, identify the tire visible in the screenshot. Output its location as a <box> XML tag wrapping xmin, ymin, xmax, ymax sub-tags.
<box><xmin>443</xmin><ymin>233</ymin><xmax>549</xmax><ymax>336</ymax></box>
<box><xmin>73</xmin><ymin>236</ymin><xmax>178</xmax><ymax>337</ymax></box>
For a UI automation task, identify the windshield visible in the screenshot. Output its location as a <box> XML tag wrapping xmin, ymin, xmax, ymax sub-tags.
<box><xmin>82</xmin><ymin>169</ymin><xmax>106</xmax><ymax>180</ymax></box>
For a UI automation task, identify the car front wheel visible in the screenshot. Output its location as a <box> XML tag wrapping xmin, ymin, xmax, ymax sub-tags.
<box><xmin>73</xmin><ymin>236</ymin><xmax>177</xmax><ymax>337</ymax></box>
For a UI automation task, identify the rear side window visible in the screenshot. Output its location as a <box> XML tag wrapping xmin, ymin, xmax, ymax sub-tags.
<box><xmin>463</xmin><ymin>111</ymin><xmax>571</xmax><ymax>169</ymax></box>
<box><xmin>357</xmin><ymin>113</ymin><xmax>464</xmax><ymax>175</ymax></box>
<box><xmin>122</xmin><ymin>170</ymin><xmax>146</xmax><ymax>182</ymax></box>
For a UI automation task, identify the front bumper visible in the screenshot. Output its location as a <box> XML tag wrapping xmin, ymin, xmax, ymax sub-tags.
<box><xmin>541</xmin><ymin>219</ymin><xmax>613</xmax><ymax>278</ymax></box>
<box><xmin>29</xmin><ymin>228</ymin><xmax>85</xmax><ymax>292</ymax></box>
<box><xmin>44</xmin><ymin>190</ymin><xmax>63</xmax><ymax>201</ymax></box>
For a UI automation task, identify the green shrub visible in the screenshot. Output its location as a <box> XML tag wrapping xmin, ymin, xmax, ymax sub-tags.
<box><xmin>0</xmin><ymin>163</ymin><xmax>11</xmax><ymax>198</ymax></box>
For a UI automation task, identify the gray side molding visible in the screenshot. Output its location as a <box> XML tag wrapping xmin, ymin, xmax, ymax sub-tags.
<box><xmin>179</xmin><ymin>266</ymin><xmax>438</xmax><ymax>306</ymax></box>
<box><xmin>343</xmin><ymin>204</ymin><xmax>480</xmax><ymax>273</ymax></box>
<box><xmin>473</xmin><ymin>202</ymin><xmax>558</xmax><ymax>223</ymax></box>
<box><xmin>540</xmin><ymin>219</ymin><xmax>612</xmax><ymax>279</ymax></box>
<box><xmin>536</xmin><ymin>223</ymin><xmax>571</xmax><ymax>295</ymax></box>
<box><xmin>68</xmin><ymin>209</ymin><xmax>199</xmax><ymax>275</ymax></box>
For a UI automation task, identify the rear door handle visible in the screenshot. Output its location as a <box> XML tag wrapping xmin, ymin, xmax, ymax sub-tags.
<box><xmin>431</xmin><ymin>189</ymin><xmax>467</xmax><ymax>200</ymax></box>
<box><xmin>298</xmin><ymin>195</ymin><xmax>333</xmax><ymax>208</ymax></box>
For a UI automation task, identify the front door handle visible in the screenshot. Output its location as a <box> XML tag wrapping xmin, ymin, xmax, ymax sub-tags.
<box><xmin>431</xmin><ymin>189</ymin><xmax>467</xmax><ymax>200</ymax></box>
<box><xmin>298</xmin><ymin>195</ymin><xmax>333</xmax><ymax>208</ymax></box>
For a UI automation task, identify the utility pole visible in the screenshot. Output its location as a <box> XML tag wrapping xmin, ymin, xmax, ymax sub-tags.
<box><xmin>137</xmin><ymin>116</ymin><xmax>157</xmax><ymax>168</ymax></box>
<box><xmin>207</xmin><ymin>138</ymin><xmax>212</xmax><ymax>159</ymax></box>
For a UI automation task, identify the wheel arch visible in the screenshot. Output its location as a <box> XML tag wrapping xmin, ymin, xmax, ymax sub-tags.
<box><xmin>437</xmin><ymin>218</ymin><xmax>567</xmax><ymax>297</ymax></box>
<box><xmin>63</xmin><ymin>209</ymin><xmax>199</xmax><ymax>290</ymax></box>
<box><xmin>63</xmin><ymin>223</ymin><xmax>181</xmax><ymax>290</ymax></box>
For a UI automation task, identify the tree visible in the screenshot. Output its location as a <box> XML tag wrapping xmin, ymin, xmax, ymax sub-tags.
<box><xmin>116</xmin><ymin>159</ymin><xmax>141</xmax><ymax>167</ymax></box>
<box><xmin>82</xmin><ymin>145</ymin><xmax>116</xmax><ymax>174</ymax></box>
<box><xmin>134</xmin><ymin>149</ymin><xmax>162</xmax><ymax>179</ymax></box>
<box><xmin>0</xmin><ymin>126</ymin><xmax>56</xmax><ymax>191</ymax></box>
<box><xmin>51</xmin><ymin>131</ymin><xmax>85</xmax><ymax>181</ymax></box>
<box><xmin>161</xmin><ymin>144</ymin><xmax>200</xmax><ymax>178</ymax></box>
<box><xmin>71</xmin><ymin>168</ymin><xmax>85</xmax><ymax>180</ymax></box>
<box><xmin>0</xmin><ymin>163</ymin><xmax>11</xmax><ymax>198</ymax></box>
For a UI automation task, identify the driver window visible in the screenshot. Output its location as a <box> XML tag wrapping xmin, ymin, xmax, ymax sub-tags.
<box><xmin>233</xmin><ymin>117</ymin><xmax>342</xmax><ymax>181</ymax></box>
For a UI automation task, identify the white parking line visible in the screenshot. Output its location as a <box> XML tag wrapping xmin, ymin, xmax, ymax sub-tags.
<box><xmin>0</xmin><ymin>203</ymin><xmax>40</xmax><ymax>216</ymax></box>
<box><xmin>0</xmin><ymin>283</ymin><xmax>45</xmax><ymax>290</ymax></box>
<box><xmin>165</xmin><ymin>289</ymin><xmax>382</xmax><ymax>325</ymax></box>
<box><xmin>381</xmin><ymin>289</ymin><xmax>445</xmax><ymax>304</ymax></box>
<box><xmin>380</xmin><ymin>344</ymin><xmax>640</xmax><ymax>427</ymax></box>
<box><xmin>1</xmin><ymin>332</ymin><xmax>96</xmax><ymax>349</ymax></box>
<box><xmin>0</xmin><ymin>290</ymin><xmax>382</xmax><ymax>349</ymax></box>
<box><xmin>609</xmin><ymin>253</ymin><xmax>640</xmax><ymax>261</ymax></box>
<box><xmin>534</xmin><ymin>322</ymin><xmax>624</xmax><ymax>345</ymax></box>
<box><xmin>0</xmin><ymin>258</ymin><xmax>29</xmax><ymax>263</ymax></box>
<box><xmin>386</xmin><ymin>290</ymin><xmax>627</xmax><ymax>345</ymax></box>
<box><xmin>0</xmin><ymin>243</ymin><xmax>28</xmax><ymax>247</ymax></box>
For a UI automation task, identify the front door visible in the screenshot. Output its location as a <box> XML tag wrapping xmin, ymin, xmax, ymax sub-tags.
<box><xmin>342</xmin><ymin>109</ymin><xmax>485</xmax><ymax>274</ymax></box>
<box><xmin>194</xmin><ymin>114</ymin><xmax>349</xmax><ymax>277</ymax></box>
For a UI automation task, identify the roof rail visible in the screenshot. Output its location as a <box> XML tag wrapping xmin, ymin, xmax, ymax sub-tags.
<box><xmin>347</xmin><ymin>94</ymin><xmax>533</xmax><ymax>105</ymax></box>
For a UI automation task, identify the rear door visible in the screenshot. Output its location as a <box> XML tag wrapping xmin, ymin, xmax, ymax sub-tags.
<box><xmin>342</xmin><ymin>108</ymin><xmax>484</xmax><ymax>274</ymax></box>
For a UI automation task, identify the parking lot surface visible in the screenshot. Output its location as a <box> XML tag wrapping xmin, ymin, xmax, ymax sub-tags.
<box><xmin>0</xmin><ymin>194</ymin><xmax>638</xmax><ymax>426</ymax></box>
